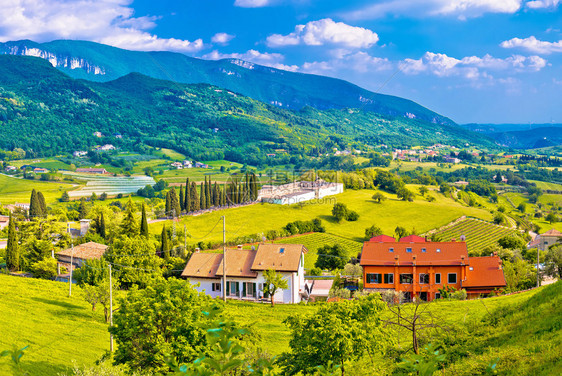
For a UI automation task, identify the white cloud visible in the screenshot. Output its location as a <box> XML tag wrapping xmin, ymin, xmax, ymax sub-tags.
<box><xmin>234</xmin><ymin>0</ymin><xmax>271</xmax><ymax>7</ymax></box>
<box><xmin>0</xmin><ymin>0</ymin><xmax>204</xmax><ymax>53</ymax></box>
<box><xmin>301</xmin><ymin>51</ymin><xmax>392</xmax><ymax>75</ymax></box>
<box><xmin>211</xmin><ymin>33</ymin><xmax>235</xmax><ymax>45</ymax></box>
<box><xmin>342</xmin><ymin>0</ymin><xmax>522</xmax><ymax>21</ymax></box>
<box><xmin>202</xmin><ymin>49</ymin><xmax>298</xmax><ymax>71</ymax></box>
<box><xmin>400</xmin><ymin>52</ymin><xmax>547</xmax><ymax>79</ymax></box>
<box><xmin>266</xmin><ymin>18</ymin><xmax>379</xmax><ymax>48</ymax></box>
<box><xmin>501</xmin><ymin>36</ymin><xmax>562</xmax><ymax>54</ymax></box>
<box><xmin>526</xmin><ymin>0</ymin><xmax>560</xmax><ymax>9</ymax></box>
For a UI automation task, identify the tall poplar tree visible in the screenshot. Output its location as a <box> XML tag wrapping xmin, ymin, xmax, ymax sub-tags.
<box><xmin>140</xmin><ymin>204</ymin><xmax>149</xmax><ymax>237</ymax></box>
<box><xmin>5</xmin><ymin>213</ymin><xmax>19</xmax><ymax>271</ymax></box>
<box><xmin>121</xmin><ymin>198</ymin><xmax>138</xmax><ymax>236</ymax></box>
<box><xmin>205</xmin><ymin>177</ymin><xmax>211</xmax><ymax>209</ymax></box>
<box><xmin>169</xmin><ymin>188</ymin><xmax>181</xmax><ymax>217</ymax></box>
<box><xmin>199</xmin><ymin>182</ymin><xmax>205</xmax><ymax>210</ymax></box>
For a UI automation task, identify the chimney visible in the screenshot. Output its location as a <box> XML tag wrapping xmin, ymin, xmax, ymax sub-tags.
<box><xmin>51</xmin><ymin>249</ymin><xmax>55</xmax><ymax>259</ymax></box>
<box><xmin>237</xmin><ymin>244</ymin><xmax>243</xmax><ymax>250</ymax></box>
<box><xmin>195</xmin><ymin>248</ymin><xmax>200</xmax><ymax>253</ymax></box>
<box><xmin>493</xmin><ymin>251</ymin><xmax>498</xmax><ymax>257</ymax></box>
<box><xmin>79</xmin><ymin>219</ymin><xmax>91</xmax><ymax>237</ymax></box>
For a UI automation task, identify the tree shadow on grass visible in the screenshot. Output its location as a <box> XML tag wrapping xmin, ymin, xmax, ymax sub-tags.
<box><xmin>31</xmin><ymin>297</ymin><xmax>83</xmax><ymax>310</ymax></box>
<box><xmin>21</xmin><ymin>360</ymin><xmax>69</xmax><ymax>376</ymax></box>
<box><xmin>318</xmin><ymin>214</ymin><xmax>338</xmax><ymax>224</ymax></box>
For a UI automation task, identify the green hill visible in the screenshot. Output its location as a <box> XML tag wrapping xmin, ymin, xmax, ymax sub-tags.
<box><xmin>0</xmin><ymin>55</ymin><xmax>496</xmax><ymax>162</ymax></box>
<box><xmin>0</xmin><ymin>39</ymin><xmax>452</xmax><ymax>124</ymax></box>
<box><xmin>1</xmin><ymin>274</ymin><xmax>559</xmax><ymax>375</ymax></box>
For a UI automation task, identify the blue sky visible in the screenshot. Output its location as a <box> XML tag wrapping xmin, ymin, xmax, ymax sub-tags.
<box><xmin>1</xmin><ymin>0</ymin><xmax>561</xmax><ymax>124</ymax></box>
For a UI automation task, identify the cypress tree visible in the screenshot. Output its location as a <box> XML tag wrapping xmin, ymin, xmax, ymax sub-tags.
<box><xmin>165</xmin><ymin>190</ymin><xmax>171</xmax><ymax>216</ymax></box>
<box><xmin>37</xmin><ymin>191</ymin><xmax>47</xmax><ymax>217</ymax></box>
<box><xmin>191</xmin><ymin>182</ymin><xmax>199</xmax><ymax>211</ymax></box>
<box><xmin>161</xmin><ymin>225</ymin><xmax>170</xmax><ymax>259</ymax></box>
<box><xmin>184</xmin><ymin>178</ymin><xmax>191</xmax><ymax>213</ymax></box>
<box><xmin>140</xmin><ymin>204</ymin><xmax>149</xmax><ymax>237</ymax></box>
<box><xmin>78</xmin><ymin>198</ymin><xmax>88</xmax><ymax>220</ymax></box>
<box><xmin>205</xmin><ymin>177</ymin><xmax>211</xmax><ymax>209</ymax></box>
<box><xmin>179</xmin><ymin>185</ymin><xmax>185</xmax><ymax>212</ymax></box>
<box><xmin>5</xmin><ymin>213</ymin><xmax>19</xmax><ymax>272</ymax></box>
<box><xmin>200</xmin><ymin>182</ymin><xmax>205</xmax><ymax>210</ymax></box>
<box><xmin>213</xmin><ymin>182</ymin><xmax>219</xmax><ymax>207</ymax></box>
<box><xmin>169</xmin><ymin>188</ymin><xmax>181</xmax><ymax>217</ymax></box>
<box><xmin>29</xmin><ymin>189</ymin><xmax>41</xmax><ymax>219</ymax></box>
<box><xmin>99</xmin><ymin>212</ymin><xmax>106</xmax><ymax>239</ymax></box>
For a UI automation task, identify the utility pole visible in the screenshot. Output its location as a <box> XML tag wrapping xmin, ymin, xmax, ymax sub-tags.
<box><xmin>109</xmin><ymin>264</ymin><xmax>114</xmax><ymax>352</ymax></box>
<box><xmin>68</xmin><ymin>244</ymin><xmax>74</xmax><ymax>297</ymax></box>
<box><xmin>222</xmin><ymin>215</ymin><xmax>226</xmax><ymax>302</ymax></box>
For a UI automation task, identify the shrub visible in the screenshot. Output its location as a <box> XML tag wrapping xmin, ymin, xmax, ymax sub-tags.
<box><xmin>30</xmin><ymin>258</ymin><xmax>58</xmax><ymax>280</ymax></box>
<box><xmin>346</xmin><ymin>210</ymin><xmax>360</xmax><ymax>221</ymax></box>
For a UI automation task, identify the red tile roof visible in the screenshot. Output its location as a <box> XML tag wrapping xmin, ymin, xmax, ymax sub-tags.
<box><xmin>541</xmin><ymin>229</ymin><xmax>562</xmax><ymax>237</ymax></box>
<box><xmin>56</xmin><ymin>242</ymin><xmax>108</xmax><ymax>260</ymax></box>
<box><xmin>399</xmin><ymin>235</ymin><xmax>426</xmax><ymax>242</ymax></box>
<box><xmin>463</xmin><ymin>256</ymin><xmax>506</xmax><ymax>288</ymax></box>
<box><xmin>180</xmin><ymin>253</ymin><xmax>222</xmax><ymax>279</ymax></box>
<box><xmin>216</xmin><ymin>250</ymin><xmax>258</xmax><ymax>278</ymax></box>
<box><xmin>369</xmin><ymin>235</ymin><xmax>396</xmax><ymax>242</ymax></box>
<box><xmin>360</xmin><ymin>241</ymin><xmax>468</xmax><ymax>266</ymax></box>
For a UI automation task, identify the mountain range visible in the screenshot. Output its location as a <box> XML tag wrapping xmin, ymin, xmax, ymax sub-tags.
<box><xmin>0</xmin><ymin>54</ymin><xmax>496</xmax><ymax>163</ymax></box>
<box><xmin>0</xmin><ymin>39</ymin><xmax>452</xmax><ymax>125</ymax></box>
<box><xmin>462</xmin><ymin>123</ymin><xmax>562</xmax><ymax>149</ymax></box>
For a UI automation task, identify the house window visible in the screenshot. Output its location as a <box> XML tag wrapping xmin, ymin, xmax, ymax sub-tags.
<box><xmin>435</xmin><ymin>292</ymin><xmax>441</xmax><ymax>299</ymax></box>
<box><xmin>366</xmin><ymin>273</ymin><xmax>382</xmax><ymax>284</ymax></box>
<box><xmin>421</xmin><ymin>248</ymin><xmax>426</xmax><ymax>253</ymax></box>
<box><xmin>435</xmin><ymin>273</ymin><xmax>441</xmax><ymax>284</ymax></box>
<box><xmin>436</xmin><ymin>248</ymin><xmax>441</xmax><ymax>253</ymax></box>
<box><xmin>389</xmin><ymin>247</ymin><xmax>394</xmax><ymax>253</ymax></box>
<box><xmin>280</xmin><ymin>248</ymin><xmax>285</xmax><ymax>254</ymax></box>
<box><xmin>448</xmin><ymin>273</ymin><xmax>457</xmax><ymax>284</ymax></box>
<box><xmin>406</xmin><ymin>247</ymin><xmax>412</xmax><ymax>253</ymax></box>
<box><xmin>211</xmin><ymin>282</ymin><xmax>221</xmax><ymax>291</ymax></box>
<box><xmin>384</xmin><ymin>273</ymin><xmax>394</xmax><ymax>284</ymax></box>
<box><xmin>419</xmin><ymin>273</ymin><xmax>429</xmax><ymax>284</ymax></box>
<box><xmin>243</xmin><ymin>282</ymin><xmax>257</xmax><ymax>298</ymax></box>
<box><xmin>400</xmin><ymin>274</ymin><xmax>413</xmax><ymax>284</ymax></box>
<box><xmin>229</xmin><ymin>281</ymin><xmax>239</xmax><ymax>296</ymax></box>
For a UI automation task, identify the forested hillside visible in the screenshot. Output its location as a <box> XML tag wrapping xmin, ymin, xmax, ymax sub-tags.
<box><xmin>0</xmin><ymin>39</ymin><xmax>452</xmax><ymax>124</ymax></box>
<box><xmin>0</xmin><ymin>55</ymin><xmax>496</xmax><ymax>163</ymax></box>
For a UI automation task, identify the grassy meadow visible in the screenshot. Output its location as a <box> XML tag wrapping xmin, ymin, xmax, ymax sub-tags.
<box><xmin>1</xmin><ymin>274</ymin><xmax>559</xmax><ymax>375</ymax></box>
<box><xmin>0</xmin><ymin>174</ymin><xmax>74</xmax><ymax>205</ymax></box>
<box><xmin>149</xmin><ymin>188</ymin><xmax>493</xmax><ymax>245</ymax></box>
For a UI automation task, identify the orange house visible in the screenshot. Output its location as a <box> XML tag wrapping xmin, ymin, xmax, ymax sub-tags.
<box><xmin>360</xmin><ymin>235</ymin><xmax>506</xmax><ymax>301</ymax></box>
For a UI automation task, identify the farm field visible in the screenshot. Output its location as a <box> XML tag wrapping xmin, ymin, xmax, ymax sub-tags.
<box><xmin>529</xmin><ymin>180</ymin><xmax>562</xmax><ymax>191</ymax></box>
<box><xmin>0</xmin><ymin>174</ymin><xmax>74</xmax><ymax>204</ymax></box>
<box><xmin>432</xmin><ymin>218</ymin><xmax>518</xmax><ymax>254</ymax></box>
<box><xmin>1</xmin><ymin>274</ymin><xmax>558</xmax><ymax>375</ymax></box>
<box><xmin>61</xmin><ymin>172</ymin><xmax>155</xmax><ymax>198</ymax></box>
<box><xmin>150</xmin><ymin>188</ymin><xmax>493</xmax><ymax>247</ymax></box>
<box><xmin>274</xmin><ymin>232</ymin><xmax>363</xmax><ymax>269</ymax></box>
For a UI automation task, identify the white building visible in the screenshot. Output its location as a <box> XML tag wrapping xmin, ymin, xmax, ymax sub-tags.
<box><xmin>170</xmin><ymin>162</ymin><xmax>183</xmax><ymax>169</ymax></box>
<box><xmin>258</xmin><ymin>180</ymin><xmax>344</xmax><ymax>205</ymax></box>
<box><xmin>183</xmin><ymin>160</ymin><xmax>193</xmax><ymax>168</ymax></box>
<box><xmin>181</xmin><ymin>244</ymin><xmax>307</xmax><ymax>304</ymax></box>
<box><xmin>73</xmin><ymin>151</ymin><xmax>88</xmax><ymax>157</ymax></box>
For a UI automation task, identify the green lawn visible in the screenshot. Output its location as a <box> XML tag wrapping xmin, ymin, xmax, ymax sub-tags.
<box><xmin>0</xmin><ymin>275</ymin><xmax>109</xmax><ymax>376</ymax></box>
<box><xmin>529</xmin><ymin>180</ymin><xmax>562</xmax><ymax>191</ymax></box>
<box><xmin>0</xmin><ymin>174</ymin><xmax>75</xmax><ymax>205</ymax></box>
<box><xmin>151</xmin><ymin>188</ymin><xmax>493</xmax><ymax>246</ymax></box>
<box><xmin>0</xmin><ymin>274</ymin><xmax>559</xmax><ymax>375</ymax></box>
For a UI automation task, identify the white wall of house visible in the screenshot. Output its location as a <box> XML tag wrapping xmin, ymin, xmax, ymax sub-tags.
<box><xmin>186</xmin><ymin>258</ymin><xmax>305</xmax><ymax>304</ymax></box>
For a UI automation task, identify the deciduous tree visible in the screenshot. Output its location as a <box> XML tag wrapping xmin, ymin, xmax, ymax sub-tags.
<box><xmin>263</xmin><ymin>269</ymin><xmax>288</xmax><ymax>306</ymax></box>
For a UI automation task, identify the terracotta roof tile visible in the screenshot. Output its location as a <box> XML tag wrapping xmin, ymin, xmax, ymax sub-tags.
<box><xmin>180</xmin><ymin>253</ymin><xmax>222</xmax><ymax>279</ymax></box>
<box><xmin>56</xmin><ymin>242</ymin><xmax>108</xmax><ymax>260</ymax></box>
<box><xmin>251</xmin><ymin>244</ymin><xmax>306</xmax><ymax>272</ymax></box>
<box><xmin>399</xmin><ymin>235</ymin><xmax>426</xmax><ymax>242</ymax></box>
<box><xmin>216</xmin><ymin>249</ymin><xmax>258</xmax><ymax>278</ymax></box>
<box><xmin>464</xmin><ymin>256</ymin><xmax>506</xmax><ymax>288</ymax></box>
<box><xmin>360</xmin><ymin>241</ymin><xmax>468</xmax><ymax>266</ymax></box>
<box><xmin>369</xmin><ymin>235</ymin><xmax>396</xmax><ymax>242</ymax></box>
<box><xmin>541</xmin><ymin>229</ymin><xmax>562</xmax><ymax>237</ymax></box>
